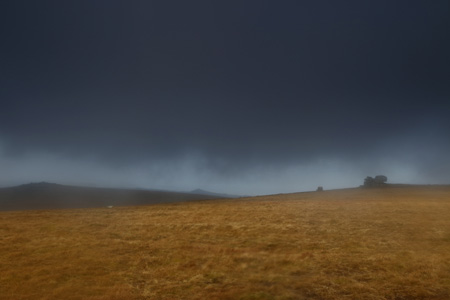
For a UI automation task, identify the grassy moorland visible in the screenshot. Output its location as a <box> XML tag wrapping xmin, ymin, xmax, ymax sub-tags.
<box><xmin>1</xmin><ymin>186</ymin><xmax>450</xmax><ymax>299</ymax></box>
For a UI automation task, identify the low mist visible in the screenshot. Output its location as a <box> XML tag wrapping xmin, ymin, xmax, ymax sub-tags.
<box><xmin>2</xmin><ymin>131</ymin><xmax>449</xmax><ymax>195</ymax></box>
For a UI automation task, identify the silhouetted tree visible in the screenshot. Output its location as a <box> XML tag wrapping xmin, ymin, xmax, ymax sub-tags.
<box><xmin>374</xmin><ymin>175</ymin><xmax>387</xmax><ymax>184</ymax></box>
<box><xmin>316</xmin><ymin>186</ymin><xmax>323</xmax><ymax>192</ymax></box>
<box><xmin>364</xmin><ymin>176</ymin><xmax>374</xmax><ymax>186</ymax></box>
<box><xmin>364</xmin><ymin>175</ymin><xmax>388</xmax><ymax>187</ymax></box>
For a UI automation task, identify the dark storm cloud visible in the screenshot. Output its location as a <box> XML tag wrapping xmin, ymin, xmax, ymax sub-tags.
<box><xmin>1</xmin><ymin>1</ymin><xmax>449</xmax><ymax>194</ymax></box>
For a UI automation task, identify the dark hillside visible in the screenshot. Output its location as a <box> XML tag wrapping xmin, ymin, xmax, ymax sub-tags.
<box><xmin>0</xmin><ymin>182</ymin><xmax>225</xmax><ymax>211</ymax></box>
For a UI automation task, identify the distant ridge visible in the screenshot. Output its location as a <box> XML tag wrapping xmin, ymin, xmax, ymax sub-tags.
<box><xmin>0</xmin><ymin>182</ymin><xmax>229</xmax><ymax>211</ymax></box>
<box><xmin>359</xmin><ymin>183</ymin><xmax>450</xmax><ymax>189</ymax></box>
<box><xmin>190</xmin><ymin>188</ymin><xmax>242</xmax><ymax>199</ymax></box>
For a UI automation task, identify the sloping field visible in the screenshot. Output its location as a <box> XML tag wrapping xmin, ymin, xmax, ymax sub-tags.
<box><xmin>1</xmin><ymin>186</ymin><xmax>450</xmax><ymax>299</ymax></box>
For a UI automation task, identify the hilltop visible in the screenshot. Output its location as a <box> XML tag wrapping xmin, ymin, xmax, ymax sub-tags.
<box><xmin>190</xmin><ymin>188</ymin><xmax>242</xmax><ymax>198</ymax></box>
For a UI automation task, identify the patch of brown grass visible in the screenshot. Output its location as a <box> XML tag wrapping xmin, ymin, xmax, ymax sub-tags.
<box><xmin>1</xmin><ymin>186</ymin><xmax>450</xmax><ymax>299</ymax></box>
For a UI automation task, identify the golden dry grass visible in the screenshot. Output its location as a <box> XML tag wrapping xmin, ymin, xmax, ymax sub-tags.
<box><xmin>1</xmin><ymin>186</ymin><xmax>450</xmax><ymax>299</ymax></box>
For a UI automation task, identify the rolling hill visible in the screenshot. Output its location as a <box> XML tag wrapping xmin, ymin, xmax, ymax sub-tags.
<box><xmin>0</xmin><ymin>184</ymin><xmax>450</xmax><ymax>299</ymax></box>
<box><xmin>0</xmin><ymin>182</ymin><xmax>226</xmax><ymax>211</ymax></box>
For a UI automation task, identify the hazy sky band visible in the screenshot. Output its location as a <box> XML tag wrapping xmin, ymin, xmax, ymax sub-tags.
<box><xmin>1</xmin><ymin>1</ymin><xmax>449</xmax><ymax>193</ymax></box>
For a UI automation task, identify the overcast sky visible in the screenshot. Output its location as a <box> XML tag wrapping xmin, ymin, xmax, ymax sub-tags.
<box><xmin>1</xmin><ymin>1</ymin><xmax>449</xmax><ymax>195</ymax></box>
